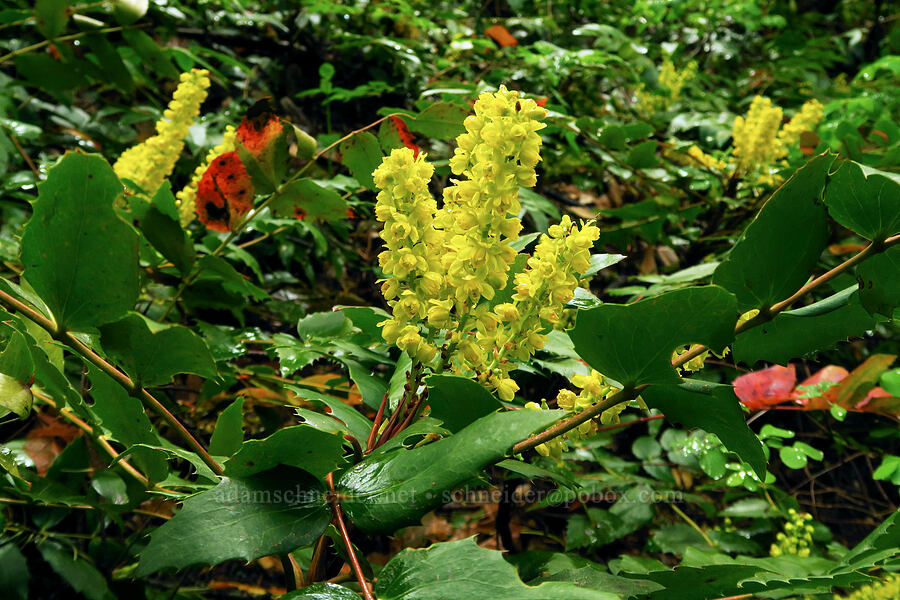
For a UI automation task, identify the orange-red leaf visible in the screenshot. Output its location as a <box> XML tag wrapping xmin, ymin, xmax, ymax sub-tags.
<box><xmin>196</xmin><ymin>151</ymin><xmax>254</xmax><ymax>233</ymax></box>
<box><xmin>485</xmin><ymin>24</ymin><xmax>517</xmax><ymax>48</ymax></box>
<box><xmin>733</xmin><ymin>364</ymin><xmax>796</xmax><ymax>410</ymax></box>
<box><xmin>390</xmin><ymin>116</ymin><xmax>420</xmax><ymax>158</ymax></box>
<box><xmin>236</xmin><ymin>100</ymin><xmax>283</xmax><ymax>159</ymax></box>
<box><xmin>791</xmin><ymin>365</ymin><xmax>848</xmax><ymax>406</ymax></box>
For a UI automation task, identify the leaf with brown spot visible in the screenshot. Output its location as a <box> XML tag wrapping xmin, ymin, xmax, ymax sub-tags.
<box><xmin>196</xmin><ymin>151</ymin><xmax>254</xmax><ymax>233</ymax></box>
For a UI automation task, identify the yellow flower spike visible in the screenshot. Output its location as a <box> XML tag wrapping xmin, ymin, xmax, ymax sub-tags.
<box><xmin>114</xmin><ymin>69</ymin><xmax>211</xmax><ymax>198</ymax></box>
<box><xmin>778</xmin><ymin>98</ymin><xmax>824</xmax><ymax>147</ymax></box>
<box><xmin>732</xmin><ymin>95</ymin><xmax>784</xmax><ymax>173</ymax></box>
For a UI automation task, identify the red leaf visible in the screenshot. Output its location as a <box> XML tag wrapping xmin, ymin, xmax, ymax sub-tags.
<box><xmin>196</xmin><ymin>151</ymin><xmax>254</xmax><ymax>233</ymax></box>
<box><xmin>236</xmin><ymin>99</ymin><xmax>283</xmax><ymax>159</ymax></box>
<box><xmin>733</xmin><ymin>364</ymin><xmax>796</xmax><ymax>410</ymax></box>
<box><xmin>791</xmin><ymin>365</ymin><xmax>849</xmax><ymax>406</ymax></box>
<box><xmin>485</xmin><ymin>24</ymin><xmax>518</xmax><ymax>48</ymax></box>
<box><xmin>390</xmin><ymin>116</ymin><xmax>420</xmax><ymax>158</ymax></box>
<box><xmin>535</xmin><ymin>97</ymin><xmax>548</xmax><ymax>107</ymax></box>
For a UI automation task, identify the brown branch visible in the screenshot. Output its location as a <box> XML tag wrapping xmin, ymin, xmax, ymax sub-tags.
<box><xmin>365</xmin><ymin>391</ymin><xmax>390</xmax><ymax>452</ymax></box>
<box><xmin>0</xmin><ymin>288</ymin><xmax>224</xmax><ymax>476</ymax></box>
<box><xmin>514</xmin><ymin>232</ymin><xmax>900</xmax><ymax>455</ymax></box>
<box><xmin>326</xmin><ymin>473</ymin><xmax>375</xmax><ymax>600</ymax></box>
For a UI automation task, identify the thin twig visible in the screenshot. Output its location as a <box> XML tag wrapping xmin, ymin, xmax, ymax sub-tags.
<box><xmin>514</xmin><ymin>232</ymin><xmax>900</xmax><ymax>454</ymax></box>
<box><xmin>0</xmin><ymin>288</ymin><xmax>223</xmax><ymax>476</ymax></box>
<box><xmin>326</xmin><ymin>473</ymin><xmax>375</xmax><ymax>600</ymax></box>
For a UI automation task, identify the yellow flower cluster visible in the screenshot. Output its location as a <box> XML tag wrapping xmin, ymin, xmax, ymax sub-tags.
<box><xmin>835</xmin><ymin>574</ymin><xmax>900</xmax><ymax>600</ymax></box>
<box><xmin>471</xmin><ymin>216</ymin><xmax>600</xmax><ymax>400</ymax></box>
<box><xmin>373</xmin><ymin>148</ymin><xmax>444</xmax><ymax>363</ymax></box>
<box><xmin>732</xmin><ymin>95</ymin><xmax>784</xmax><ymax>174</ymax></box>
<box><xmin>113</xmin><ymin>69</ymin><xmax>211</xmax><ymax>196</ymax></box>
<box><xmin>636</xmin><ymin>59</ymin><xmax>697</xmax><ymax>113</ymax></box>
<box><xmin>770</xmin><ymin>509</ymin><xmax>815</xmax><ymax>557</ymax></box>
<box><xmin>731</xmin><ymin>96</ymin><xmax>824</xmax><ymax>181</ymax></box>
<box><xmin>373</xmin><ymin>86</ymin><xmax>556</xmax><ymax>382</ymax></box>
<box><xmin>438</xmin><ymin>85</ymin><xmax>546</xmax><ymax>309</ymax></box>
<box><xmin>778</xmin><ymin>98</ymin><xmax>824</xmax><ymax>147</ymax></box>
<box><xmin>175</xmin><ymin>125</ymin><xmax>237</xmax><ymax>226</ymax></box>
<box><xmin>525</xmin><ymin>369</ymin><xmax>612</xmax><ymax>458</ymax></box>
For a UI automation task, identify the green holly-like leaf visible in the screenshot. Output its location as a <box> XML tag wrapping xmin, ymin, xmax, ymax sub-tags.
<box><xmin>713</xmin><ymin>154</ymin><xmax>834</xmax><ymax>311</ymax></box>
<box><xmin>425</xmin><ymin>375</ymin><xmax>503</xmax><ymax>433</ymax></box>
<box><xmin>733</xmin><ymin>287</ymin><xmax>877</xmax><ymax>365</ymax></box>
<box><xmin>407</xmin><ymin>102</ymin><xmax>469</xmax><ymax>139</ymax></box>
<box><xmin>340</xmin><ymin>131</ymin><xmax>382</xmax><ymax>191</ymax></box>
<box><xmin>641</xmin><ymin>381</ymin><xmax>767</xmax><ymax>478</ymax></box>
<box><xmin>282</xmin><ymin>583</ymin><xmax>362</xmax><ymax>599</ymax></box>
<box><xmin>39</xmin><ymin>541</ymin><xmax>116</xmax><ymax>600</ymax></box>
<box><xmin>825</xmin><ymin>161</ymin><xmax>900</xmax><ymax>241</ymax></box>
<box><xmin>209</xmin><ymin>398</ymin><xmax>244</xmax><ymax>457</ymax></box>
<box><xmin>0</xmin><ymin>539</ymin><xmax>28</xmax><ymax>600</ymax></box>
<box><xmin>88</xmin><ymin>366</ymin><xmax>169</xmax><ymax>482</ymax></box>
<box><xmin>139</xmin><ymin>183</ymin><xmax>196</xmax><ymax>276</ymax></box>
<box><xmin>857</xmin><ymin>245</ymin><xmax>900</xmax><ymax>317</ymax></box>
<box><xmin>376</xmin><ymin>537</ymin><xmax>618</xmax><ymax>600</ymax></box>
<box><xmin>224</xmin><ymin>425</ymin><xmax>348</xmax><ymax>480</ymax></box>
<box><xmin>98</xmin><ymin>312</ymin><xmax>217</xmax><ymax>387</ymax></box>
<box><xmin>271</xmin><ymin>178</ymin><xmax>349</xmax><ymax>222</ymax></box>
<box><xmin>137</xmin><ymin>466</ymin><xmax>331</xmax><ymax>575</ymax></box>
<box><xmin>569</xmin><ymin>286</ymin><xmax>737</xmax><ymax>387</ymax></box>
<box><xmin>337</xmin><ymin>410</ymin><xmax>563</xmax><ymax>533</ymax></box>
<box><xmin>20</xmin><ymin>153</ymin><xmax>139</xmax><ymax>331</ymax></box>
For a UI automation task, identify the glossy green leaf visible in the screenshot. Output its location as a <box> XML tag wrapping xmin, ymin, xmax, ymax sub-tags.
<box><xmin>282</xmin><ymin>583</ymin><xmax>361</xmax><ymax>599</ymax></box>
<box><xmin>140</xmin><ymin>183</ymin><xmax>196</xmax><ymax>276</ymax></box>
<box><xmin>569</xmin><ymin>286</ymin><xmax>737</xmax><ymax>386</ymax></box>
<box><xmin>713</xmin><ymin>154</ymin><xmax>834</xmax><ymax>311</ymax></box>
<box><xmin>881</xmin><ymin>369</ymin><xmax>900</xmax><ymax>396</ymax></box>
<box><xmin>340</xmin><ymin>131</ymin><xmax>382</xmax><ymax>190</ymax></box>
<box><xmin>0</xmin><ymin>329</ymin><xmax>33</xmax><ymax>385</ymax></box>
<box><xmin>224</xmin><ymin>425</ymin><xmax>347</xmax><ymax>480</ymax></box>
<box><xmin>298</xmin><ymin>311</ymin><xmax>351</xmax><ymax>339</ymax></box>
<box><xmin>137</xmin><ymin>466</ymin><xmax>330</xmax><ymax>575</ymax></box>
<box><xmin>626</xmin><ymin>140</ymin><xmax>658</xmax><ymax>168</ymax></box>
<box><xmin>408</xmin><ymin>102</ymin><xmax>469</xmax><ymax>139</ymax></box>
<box><xmin>21</xmin><ymin>153</ymin><xmax>139</xmax><ymax>331</ymax></box>
<box><xmin>113</xmin><ymin>0</ymin><xmax>148</xmax><ymax>24</ymax></box>
<box><xmin>35</xmin><ymin>0</ymin><xmax>69</xmax><ymax>38</ymax></box>
<box><xmin>0</xmin><ymin>539</ymin><xmax>28</xmax><ymax>600</ymax></box>
<box><xmin>40</xmin><ymin>541</ymin><xmax>116</xmax><ymax>600</ymax></box>
<box><xmin>857</xmin><ymin>245</ymin><xmax>900</xmax><ymax>317</ymax></box>
<box><xmin>825</xmin><ymin>161</ymin><xmax>900</xmax><ymax>241</ymax></box>
<box><xmin>209</xmin><ymin>398</ymin><xmax>244</xmax><ymax>457</ymax></box>
<box><xmin>84</xmin><ymin>32</ymin><xmax>134</xmax><ymax>93</ymax></box>
<box><xmin>87</xmin><ymin>367</ymin><xmax>169</xmax><ymax>482</ymax></box>
<box><xmin>289</xmin><ymin>386</ymin><xmax>373</xmax><ymax>443</ymax></box>
<box><xmin>337</xmin><ymin>410</ymin><xmax>563</xmax><ymax>533</ymax></box>
<box><xmin>377</xmin><ymin>537</ymin><xmax>617</xmax><ymax>600</ymax></box>
<box><xmin>425</xmin><ymin>375</ymin><xmax>503</xmax><ymax>433</ymax></box>
<box><xmin>14</xmin><ymin>54</ymin><xmax>88</xmax><ymax>92</ymax></box>
<box><xmin>0</xmin><ymin>375</ymin><xmax>33</xmax><ymax>420</ymax></box>
<box><xmin>641</xmin><ymin>382</ymin><xmax>766</xmax><ymax>478</ymax></box>
<box><xmin>779</xmin><ymin>445</ymin><xmax>808</xmax><ymax>469</ymax></box>
<box><xmin>99</xmin><ymin>313</ymin><xmax>217</xmax><ymax>386</ymax></box>
<box><xmin>121</xmin><ymin>29</ymin><xmax>178</xmax><ymax>78</ymax></box>
<box><xmin>272</xmin><ymin>178</ymin><xmax>349</xmax><ymax>222</ymax></box>
<box><xmin>733</xmin><ymin>287</ymin><xmax>876</xmax><ymax>365</ymax></box>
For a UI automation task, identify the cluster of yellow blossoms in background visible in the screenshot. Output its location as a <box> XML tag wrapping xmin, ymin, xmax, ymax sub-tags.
<box><xmin>113</xmin><ymin>69</ymin><xmax>211</xmax><ymax>197</ymax></box>
<box><xmin>374</xmin><ymin>86</ymin><xmax>602</xmax><ymax>404</ymax></box>
<box><xmin>636</xmin><ymin>59</ymin><xmax>698</xmax><ymax>114</ymax></box>
<box><xmin>730</xmin><ymin>96</ymin><xmax>824</xmax><ymax>183</ymax></box>
<box><xmin>836</xmin><ymin>574</ymin><xmax>900</xmax><ymax>600</ymax></box>
<box><xmin>769</xmin><ymin>509</ymin><xmax>815</xmax><ymax>557</ymax></box>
